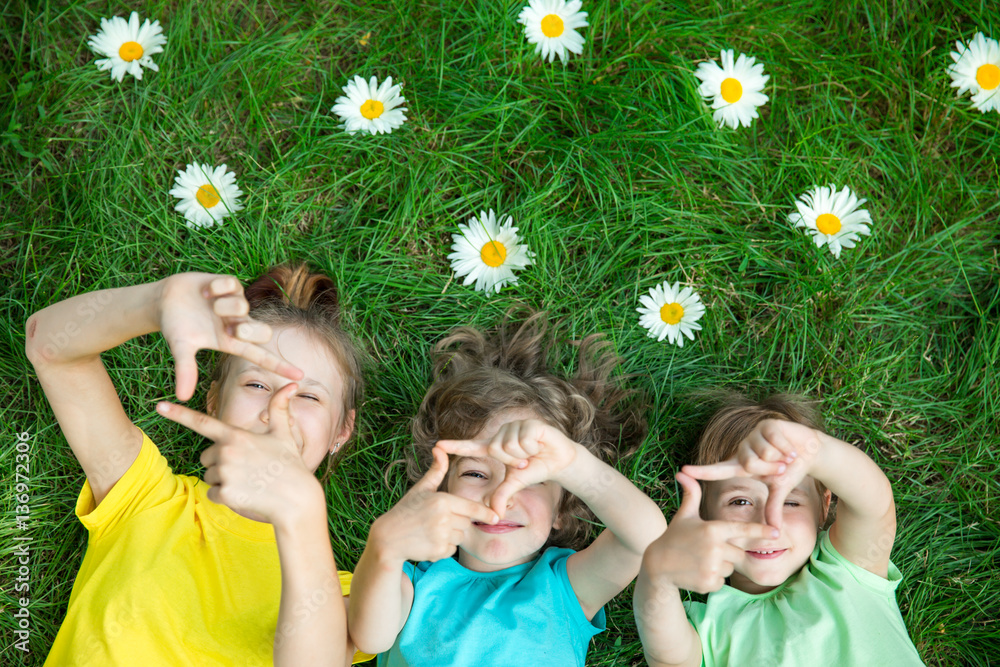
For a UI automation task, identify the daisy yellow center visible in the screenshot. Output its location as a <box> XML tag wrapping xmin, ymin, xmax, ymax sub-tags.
<box><xmin>660</xmin><ymin>303</ymin><xmax>684</xmax><ymax>325</ymax></box>
<box><xmin>541</xmin><ymin>14</ymin><xmax>564</xmax><ymax>38</ymax></box>
<box><xmin>720</xmin><ymin>78</ymin><xmax>743</xmax><ymax>103</ymax></box>
<box><xmin>480</xmin><ymin>240</ymin><xmax>507</xmax><ymax>268</ymax></box>
<box><xmin>816</xmin><ymin>213</ymin><xmax>841</xmax><ymax>235</ymax></box>
<box><xmin>975</xmin><ymin>63</ymin><xmax>1000</xmax><ymax>90</ymax></box>
<box><xmin>196</xmin><ymin>184</ymin><xmax>221</xmax><ymax>208</ymax></box>
<box><xmin>360</xmin><ymin>99</ymin><xmax>384</xmax><ymax>120</ymax></box>
<box><xmin>118</xmin><ymin>41</ymin><xmax>144</xmax><ymax>62</ymax></box>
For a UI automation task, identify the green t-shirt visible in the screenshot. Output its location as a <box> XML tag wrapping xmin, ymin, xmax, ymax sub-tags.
<box><xmin>685</xmin><ymin>531</ymin><xmax>924</xmax><ymax>666</ymax></box>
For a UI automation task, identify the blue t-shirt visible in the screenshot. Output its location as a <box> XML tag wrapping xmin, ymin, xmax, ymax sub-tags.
<box><xmin>378</xmin><ymin>547</ymin><xmax>606</xmax><ymax>667</ymax></box>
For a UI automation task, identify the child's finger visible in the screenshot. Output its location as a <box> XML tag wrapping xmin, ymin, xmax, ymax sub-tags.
<box><xmin>673</xmin><ymin>471</ymin><xmax>704</xmax><ymax>520</ymax></box>
<box><xmin>212</xmin><ymin>295</ymin><xmax>250</xmax><ymax>319</ymax></box>
<box><xmin>738</xmin><ymin>452</ymin><xmax>786</xmax><ymax>477</ymax></box>
<box><xmin>764</xmin><ymin>483</ymin><xmax>789</xmax><ymax>530</ymax></box>
<box><xmin>449</xmin><ymin>496</ymin><xmax>498</xmax><ymax>525</ymax></box>
<box><xmin>170</xmin><ymin>343</ymin><xmax>199</xmax><ymax>401</ymax></box>
<box><xmin>434</xmin><ymin>439</ymin><xmax>489</xmax><ymax>458</ymax></box>
<box><xmin>234</xmin><ymin>320</ymin><xmax>272</xmax><ymax>344</ymax></box>
<box><xmin>414</xmin><ymin>446</ymin><xmax>450</xmax><ymax>491</ymax></box>
<box><xmin>759</xmin><ymin>422</ymin><xmax>798</xmax><ymax>461</ymax></box>
<box><xmin>745</xmin><ymin>431</ymin><xmax>785</xmax><ymax>463</ymax></box>
<box><xmin>220</xmin><ymin>337</ymin><xmax>304</xmax><ymax>382</ymax></box>
<box><xmin>265</xmin><ymin>383</ymin><xmax>299</xmax><ymax>444</ymax></box>
<box><xmin>205</xmin><ymin>275</ymin><xmax>242</xmax><ymax>298</ymax></box>
<box><xmin>716</xmin><ymin>519</ymin><xmax>780</xmax><ymax>543</ymax></box>
<box><xmin>157</xmin><ymin>401</ymin><xmax>230</xmax><ymax>442</ymax></box>
<box><xmin>681</xmin><ymin>459</ymin><xmax>751</xmax><ymax>481</ymax></box>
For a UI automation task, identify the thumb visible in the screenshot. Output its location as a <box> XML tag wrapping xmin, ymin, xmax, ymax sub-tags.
<box><xmin>764</xmin><ymin>481</ymin><xmax>787</xmax><ymax>531</ymax></box>
<box><xmin>416</xmin><ymin>446</ymin><xmax>449</xmax><ymax>492</ymax></box>
<box><xmin>674</xmin><ymin>471</ymin><xmax>704</xmax><ymax>520</ymax></box>
<box><xmin>171</xmin><ymin>343</ymin><xmax>199</xmax><ymax>401</ymax></box>
<box><xmin>265</xmin><ymin>383</ymin><xmax>298</xmax><ymax>442</ymax></box>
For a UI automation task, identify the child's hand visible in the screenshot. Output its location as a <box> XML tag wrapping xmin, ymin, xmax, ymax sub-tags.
<box><xmin>158</xmin><ymin>273</ymin><xmax>303</xmax><ymax>401</ymax></box>
<box><xmin>155</xmin><ymin>383</ymin><xmax>318</xmax><ymax>525</ymax></box>
<box><xmin>371</xmin><ymin>448</ymin><xmax>499</xmax><ymax>564</ymax></box>
<box><xmin>436</xmin><ymin>419</ymin><xmax>578</xmax><ymax>519</ymax></box>
<box><xmin>644</xmin><ymin>473</ymin><xmax>777</xmax><ymax>594</ymax></box>
<box><xmin>682</xmin><ymin>419</ymin><xmax>823</xmax><ymax>529</ymax></box>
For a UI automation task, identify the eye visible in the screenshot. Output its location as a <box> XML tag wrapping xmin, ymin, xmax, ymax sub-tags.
<box><xmin>460</xmin><ymin>470</ymin><xmax>487</xmax><ymax>480</ymax></box>
<box><xmin>728</xmin><ymin>498</ymin><xmax>752</xmax><ymax>506</ymax></box>
<box><xmin>784</xmin><ymin>500</ymin><xmax>800</xmax><ymax>507</ymax></box>
<box><xmin>297</xmin><ymin>394</ymin><xmax>320</xmax><ymax>402</ymax></box>
<box><xmin>245</xmin><ymin>382</ymin><xmax>267</xmax><ymax>391</ymax></box>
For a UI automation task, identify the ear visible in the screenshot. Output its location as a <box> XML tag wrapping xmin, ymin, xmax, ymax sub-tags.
<box><xmin>330</xmin><ymin>409</ymin><xmax>355</xmax><ymax>453</ymax></box>
<box><xmin>206</xmin><ymin>380</ymin><xmax>220</xmax><ymax>417</ymax></box>
<box><xmin>819</xmin><ymin>488</ymin><xmax>833</xmax><ymax>525</ymax></box>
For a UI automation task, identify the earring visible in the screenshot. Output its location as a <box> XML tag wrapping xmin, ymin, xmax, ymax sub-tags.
<box><xmin>329</xmin><ymin>442</ymin><xmax>341</xmax><ymax>456</ymax></box>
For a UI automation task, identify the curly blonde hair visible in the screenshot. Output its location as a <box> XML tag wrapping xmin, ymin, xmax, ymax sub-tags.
<box><xmin>408</xmin><ymin>309</ymin><xmax>647</xmax><ymax>551</ymax></box>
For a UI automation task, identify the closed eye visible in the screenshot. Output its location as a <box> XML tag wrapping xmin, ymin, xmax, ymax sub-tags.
<box><xmin>784</xmin><ymin>501</ymin><xmax>800</xmax><ymax>507</ymax></box>
<box><xmin>297</xmin><ymin>394</ymin><xmax>320</xmax><ymax>402</ymax></box>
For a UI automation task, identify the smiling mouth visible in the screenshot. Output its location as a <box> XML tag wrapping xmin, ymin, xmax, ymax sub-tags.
<box><xmin>746</xmin><ymin>549</ymin><xmax>787</xmax><ymax>560</ymax></box>
<box><xmin>474</xmin><ymin>521</ymin><xmax>523</xmax><ymax>534</ymax></box>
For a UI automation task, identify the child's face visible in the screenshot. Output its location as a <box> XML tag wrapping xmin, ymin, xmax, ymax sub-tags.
<box><xmin>210</xmin><ymin>326</ymin><xmax>354</xmax><ymax>474</ymax></box>
<box><xmin>703</xmin><ymin>475</ymin><xmax>831</xmax><ymax>594</ymax></box>
<box><xmin>447</xmin><ymin>408</ymin><xmax>564</xmax><ymax>573</ymax></box>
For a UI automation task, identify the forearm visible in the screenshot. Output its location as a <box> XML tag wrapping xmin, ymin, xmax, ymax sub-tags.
<box><xmin>272</xmin><ymin>494</ymin><xmax>348</xmax><ymax>667</ymax></box>
<box><xmin>557</xmin><ymin>449</ymin><xmax>667</xmax><ymax>555</ymax></box>
<box><xmin>634</xmin><ymin>565</ymin><xmax>701</xmax><ymax>667</ymax></box>
<box><xmin>26</xmin><ymin>280</ymin><xmax>163</xmax><ymax>366</ymax></box>
<box><xmin>347</xmin><ymin>526</ymin><xmax>408</xmax><ymax>655</ymax></box>
<box><xmin>814</xmin><ymin>432</ymin><xmax>895</xmax><ymax>521</ymax></box>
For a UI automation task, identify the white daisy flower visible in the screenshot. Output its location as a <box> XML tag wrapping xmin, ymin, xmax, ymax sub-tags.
<box><xmin>87</xmin><ymin>12</ymin><xmax>166</xmax><ymax>82</ymax></box>
<box><xmin>169</xmin><ymin>163</ymin><xmax>244</xmax><ymax>229</ymax></box>
<box><xmin>637</xmin><ymin>282</ymin><xmax>705</xmax><ymax>347</ymax></box>
<box><xmin>787</xmin><ymin>184</ymin><xmax>872</xmax><ymax>259</ymax></box>
<box><xmin>947</xmin><ymin>32</ymin><xmax>1000</xmax><ymax>114</ymax></box>
<box><xmin>331</xmin><ymin>75</ymin><xmax>407</xmax><ymax>135</ymax></box>
<box><xmin>518</xmin><ymin>0</ymin><xmax>589</xmax><ymax>64</ymax></box>
<box><xmin>693</xmin><ymin>49</ymin><xmax>769</xmax><ymax>129</ymax></box>
<box><xmin>448</xmin><ymin>210</ymin><xmax>535</xmax><ymax>293</ymax></box>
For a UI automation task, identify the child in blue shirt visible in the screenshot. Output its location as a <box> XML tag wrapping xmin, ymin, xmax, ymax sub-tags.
<box><xmin>348</xmin><ymin>312</ymin><xmax>667</xmax><ymax>666</ymax></box>
<box><xmin>634</xmin><ymin>393</ymin><xmax>924</xmax><ymax>666</ymax></box>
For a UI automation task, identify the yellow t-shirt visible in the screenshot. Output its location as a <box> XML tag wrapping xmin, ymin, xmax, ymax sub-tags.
<box><xmin>46</xmin><ymin>431</ymin><xmax>373</xmax><ymax>665</ymax></box>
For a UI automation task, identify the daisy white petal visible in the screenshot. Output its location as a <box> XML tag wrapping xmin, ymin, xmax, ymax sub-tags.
<box><xmin>692</xmin><ymin>49</ymin><xmax>770</xmax><ymax>129</ymax></box>
<box><xmin>636</xmin><ymin>281</ymin><xmax>705</xmax><ymax>347</ymax></box>
<box><xmin>517</xmin><ymin>0</ymin><xmax>589</xmax><ymax>64</ymax></box>
<box><xmin>331</xmin><ymin>74</ymin><xmax>408</xmax><ymax>135</ymax></box>
<box><xmin>448</xmin><ymin>210</ymin><xmax>535</xmax><ymax>293</ymax></box>
<box><xmin>169</xmin><ymin>163</ymin><xmax>244</xmax><ymax>229</ymax></box>
<box><xmin>947</xmin><ymin>32</ymin><xmax>1000</xmax><ymax>114</ymax></box>
<box><xmin>87</xmin><ymin>12</ymin><xmax>166</xmax><ymax>82</ymax></box>
<box><xmin>787</xmin><ymin>184</ymin><xmax>872</xmax><ymax>259</ymax></box>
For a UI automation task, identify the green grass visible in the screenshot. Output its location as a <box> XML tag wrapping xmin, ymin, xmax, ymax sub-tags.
<box><xmin>3</xmin><ymin>0</ymin><xmax>999</xmax><ymax>664</ymax></box>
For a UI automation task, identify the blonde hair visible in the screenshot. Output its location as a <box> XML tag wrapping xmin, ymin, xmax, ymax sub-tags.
<box><xmin>209</xmin><ymin>264</ymin><xmax>364</xmax><ymax>478</ymax></box>
<box><xmin>409</xmin><ymin>309</ymin><xmax>647</xmax><ymax>551</ymax></box>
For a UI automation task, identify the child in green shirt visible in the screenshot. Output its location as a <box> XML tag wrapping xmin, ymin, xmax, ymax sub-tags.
<box><xmin>634</xmin><ymin>394</ymin><xmax>924</xmax><ymax>666</ymax></box>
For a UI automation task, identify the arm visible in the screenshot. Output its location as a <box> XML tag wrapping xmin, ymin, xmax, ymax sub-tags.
<box><xmin>557</xmin><ymin>447</ymin><xmax>667</xmax><ymax>619</ymax></box>
<box><xmin>634</xmin><ymin>563</ymin><xmax>701</xmax><ymax>667</ymax></box>
<box><xmin>158</xmin><ymin>386</ymin><xmax>352</xmax><ymax>666</ymax></box>
<box><xmin>25</xmin><ymin>273</ymin><xmax>300</xmax><ymax>505</ymax></box>
<box><xmin>812</xmin><ymin>431</ymin><xmax>896</xmax><ymax>577</ymax></box>
<box><xmin>633</xmin><ymin>473</ymin><xmax>773</xmax><ymax>667</ymax></box>
<box><xmin>347</xmin><ymin>448</ymin><xmax>498</xmax><ymax>655</ymax></box>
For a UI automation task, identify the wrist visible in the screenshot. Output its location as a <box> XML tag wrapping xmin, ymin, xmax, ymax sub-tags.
<box><xmin>269</xmin><ymin>477</ymin><xmax>326</xmax><ymax>533</ymax></box>
<box><xmin>367</xmin><ymin>515</ymin><xmax>407</xmax><ymax>568</ymax></box>
<box><xmin>551</xmin><ymin>442</ymin><xmax>595</xmax><ymax>490</ymax></box>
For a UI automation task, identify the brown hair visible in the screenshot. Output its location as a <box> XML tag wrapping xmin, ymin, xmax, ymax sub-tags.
<box><xmin>409</xmin><ymin>309</ymin><xmax>647</xmax><ymax>551</ymax></box>
<box><xmin>694</xmin><ymin>391</ymin><xmax>830</xmax><ymax>513</ymax></box>
<box><xmin>208</xmin><ymin>264</ymin><xmax>364</xmax><ymax>481</ymax></box>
